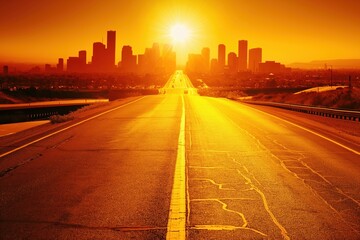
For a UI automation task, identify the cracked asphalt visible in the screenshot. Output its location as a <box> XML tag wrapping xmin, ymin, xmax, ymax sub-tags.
<box><xmin>0</xmin><ymin>74</ymin><xmax>359</xmax><ymax>239</ymax></box>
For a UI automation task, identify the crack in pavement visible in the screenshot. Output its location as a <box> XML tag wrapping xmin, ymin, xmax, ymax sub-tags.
<box><xmin>0</xmin><ymin>153</ymin><xmax>43</xmax><ymax>177</ymax></box>
<box><xmin>190</xmin><ymin>178</ymin><xmax>236</xmax><ymax>191</ymax></box>
<box><xmin>190</xmin><ymin>198</ymin><xmax>267</xmax><ymax>237</ymax></box>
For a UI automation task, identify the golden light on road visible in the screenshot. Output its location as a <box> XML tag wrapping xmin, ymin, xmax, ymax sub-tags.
<box><xmin>170</xmin><ymin>23</ymin><xmax>191</xmax><ymax>44</ymax></box>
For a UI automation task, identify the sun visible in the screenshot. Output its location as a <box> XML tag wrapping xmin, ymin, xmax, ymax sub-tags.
<box><xmin>170</xmin><ymin>23</ymin><xmax>191</xmax><ymax>44</ymax></box>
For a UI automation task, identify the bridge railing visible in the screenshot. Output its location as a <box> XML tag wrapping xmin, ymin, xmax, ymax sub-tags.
<box><xmin>241</xmin><ymin>100</ymin><xmax>360</xmax><ymax>121</ymax></box>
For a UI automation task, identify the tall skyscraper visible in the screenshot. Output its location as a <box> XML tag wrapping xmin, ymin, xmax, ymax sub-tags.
<box><xmin>3</xmin><ymin>65</ymin><xmax>9</xmax><ymax>75</ymax></box>
<box><xmin>79</xmin><ymin>50</ymin><xmax>86</xmax><ymax>65</ymax></box>
<box><xmin>218</xmin><ymin>44</ymin><xmax>226</xmax><ymax>72</ymax></box>
<box><xmin>121</xmin><ymin>45</ymin><xmax>137</xmax><ymax>73</ymax></box>
<box><xmin>107</xmin><ymin>30</ymin><xmax>116</xmax><ymax>67</ymax></box>
<box><xmin>249</xmin><ymin>48</ymin><xmax>262</xmax><ymax>73</ymax></box>
<box><xmin>92</xmin><ymin>42</ymin><xmax>106</xmax><ymax>72</ymax></box>
<box><xmin>238</xmin><ymin>40</ymin><xmax>248</xmax><ymax>72</ymax></box>
<box><xmin>227</xmin><ymin>52</ymin><xmax>238</xmax><ymax>73</ymax></box>
<box><xmin>56</xmin><ymin>58</ymin><xmax>64</xmax><ymax>72</ymax></box>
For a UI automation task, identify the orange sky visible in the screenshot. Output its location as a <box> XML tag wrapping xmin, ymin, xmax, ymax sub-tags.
<box><xmin>1</xmin><ymin>0</ymin><xmax>359</xmax><ymax>66</ymax></box>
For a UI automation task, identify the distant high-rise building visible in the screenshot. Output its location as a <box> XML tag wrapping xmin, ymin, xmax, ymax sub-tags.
<box><xmin>121</xmin><ymin>45</ymin><xmax>137</xmax><ymax>73</ymax></box>
<box><xmin>67</xmin><ymin>57</ymin><xmax>81</xmax><ymax>72</ymax></box>
<box><xmin>259</xmin><ymin>61</ymin><xmax>289</xmax><ymax>73</ymax></box>
<box><xmin>67</xmin><ymin>50</ymin><xmax>87</xmax><ymax>72</ymax></box>
<box><xmin>3</xmin><ymin>65</ymin><xmax>9</xmax><ymax>75</ymax></box>
<box><xmin>186</xmin><ymin>54</ymin><xmax>203</xmax><ymax>74</ymax></box>
<box><xmin>90</xmin><ymin>31</ymin><xmax>116</xmax><ymax>72</ymax></box>
<box><xmin>45</xmin><ymin>64</ymin><xmax>52</xmax><ymax>73</ymax></box>
<box><xmin>238</xmin><ymin>40</ymin><xmax>248</xmax><ymax>72</ymax></box>
<box><xmin>78</xmin><ymin>50</ymin><xmax>87</xmax><ymax>72</ymax></box>
<box><xmin>92</xmin><ymin>42</ymin><xmax>106</xmax><ymax>72</ymax></box>
<box><xmin>79</xmin><ymin>50</ymin><xmax>86</xmax><ymax>64</ymax></box>
<box><xmin>57</xmin><ymin>58</ymin><xmax>64</xmax><ymax>72</ymax></box>
<box><xmin>227</xmin><ymin>52</ymin><xmax>238</xmax><ymax>74</ymax></box>
<box><xmin>218</xmin><ymin>44</ymin><xmax>226</xmax><ymax>72</ymax></box>
<box><xmin>210</xmin><ymin>58</ymin><xmax>218</xmax><ymax>73</ymax></box>
<box><xmin>249</xmin><ymin>48</ymin><xmax>262</xmax><ymax>73</ymax></box>
<box><xmin>107</xmin><ymin>30</ymin><xmax>116</xmax><ymax>67</ymax></box>
<box><xmin>201</xmin><ymin>47</ymin><xmax>210</xmax><ymax>73</ymax></box>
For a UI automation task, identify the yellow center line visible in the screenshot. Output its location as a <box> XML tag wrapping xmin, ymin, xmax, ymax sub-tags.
<box><xmin>166</xmin><ymin>95</ymin><xmax>186</xmax><ymax>239</ymax></box>
<box><xmin>0</xmin><ymin>97</ymin><xmax>146</xmax><ymax>159</ymax></box>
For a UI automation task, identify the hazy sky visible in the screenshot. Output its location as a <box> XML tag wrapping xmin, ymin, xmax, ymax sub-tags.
<box><xmin>1</xmin><ymin>0</ymin><xmax>359</xmax><ymax>65</ymax></box>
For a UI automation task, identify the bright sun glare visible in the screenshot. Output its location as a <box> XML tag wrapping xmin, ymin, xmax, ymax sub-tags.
<box><xmin>170</xmin><ymin>23</ymin><xmax>191</xmax><ymax>44</ymax></box>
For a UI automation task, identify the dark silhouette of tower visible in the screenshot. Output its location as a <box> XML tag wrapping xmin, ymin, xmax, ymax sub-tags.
<box><xmin>3</xmin><ymin>65</ymin><xmax>9</xmax><ymax>75</ymax></box>
<box><xmin>92</xmin><ymin>42</ymin><xmax>107</xmax><ymax>72</ymax></box>
<box><xmin>238</xmin><ymin>40</ymin><xmax>248</xmax><ymax>72</ymax></box>
<box><xmin>107</xmin><ymin>30</ymin><xmax>116</xmax><ymax>68</ymax></box>
<box><xmin>120</xmin><ymin>45</ymin><xmax>137</xmax><ymax>73</ymax></box>
<box><xmin>249</xmin><ymin>48</ymin><xmax>262</xmax><ymax>73</ymax></box>
<box><xmin>56</xmin><ymin>58</ymin><xmax>64</xmax><ymax>72</ymax></box>
<box><xmin>227</xmin><ymin>52</ymin><xmax>238</xmax><ymax>73</ymax></box>
<box><xmin>218</xmin><ymin>44</ymin><xmax>226</xmax><ymax>72</ymax></box>
<box><xmin>91</xmin><ymin>30</ymin><xmax>116</xmax><ymax>72</ymax></box>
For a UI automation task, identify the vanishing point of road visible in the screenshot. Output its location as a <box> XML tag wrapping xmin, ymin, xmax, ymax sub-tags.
<box><xmin>0</xmin><ymin>70</ymin><xmax>359</xmax><ymax>239</ymax></box>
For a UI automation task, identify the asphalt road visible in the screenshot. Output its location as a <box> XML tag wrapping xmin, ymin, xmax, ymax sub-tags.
<box><xmin>0</xmin><ymin>71</ymin><xmax>359</xmax><ymax>239</ymax></box>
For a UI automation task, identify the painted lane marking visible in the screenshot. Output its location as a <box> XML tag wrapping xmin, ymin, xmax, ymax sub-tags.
<box><xmin>166</xmin><ymin>95</ymin><xmax>186</xmax><ymax>239</ymax></box>
<box><xmin>243</xmin><ymin>102</ymin><xmax>360</xmax><ymax>155</ymax></box>
<box><xmin>0</xmin><ymin>97</ymin><xmax>146</xmax><ymax>159</ymax></box>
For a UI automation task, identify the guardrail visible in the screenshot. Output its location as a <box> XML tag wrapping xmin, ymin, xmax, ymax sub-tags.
<box><xmin>241</xmin><ymin>101</ymin><xmax>360</xmax><ymax>121</ymax></box>
<box><xmin>0</xmin><ymin>104</ymin><xmax>88</xmax><ymax>124</ymax></box>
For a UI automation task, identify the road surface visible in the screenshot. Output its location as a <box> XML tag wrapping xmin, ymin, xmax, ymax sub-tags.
<box><xmin>0</xmin><ymin>71</ymin><xmax>359</xmax><ymax>239</ymax></box>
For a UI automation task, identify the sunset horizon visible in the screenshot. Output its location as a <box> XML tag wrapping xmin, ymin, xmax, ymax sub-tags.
<box><xmin>1</xmin><ymin>0</ymin><xmax>359</xmax><ymax>66</ymax></box>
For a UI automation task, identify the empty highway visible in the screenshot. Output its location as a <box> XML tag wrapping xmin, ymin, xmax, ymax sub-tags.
<box><xmin>0</xmin><ymin>71</ymin><xmax>359</xmax><ymax>239</ymax></box>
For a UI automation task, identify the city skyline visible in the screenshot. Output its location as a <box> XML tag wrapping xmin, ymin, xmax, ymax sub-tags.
<box><xmin>1</xmin><ymin>0</ymin><xmax>359</xmax><ymax>65</ymax></box>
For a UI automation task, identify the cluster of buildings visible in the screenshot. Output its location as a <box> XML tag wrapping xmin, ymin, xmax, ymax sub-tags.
<box><xmin>45</xmin><ymin>30</ymin><xmax>176</xmax><ymax>74</ymax></box>
<box><xmin>23</xmin><ymin>31</ymin><xmax>290</xmax><ymax>75</ymax></box>
<box><xmin>186</xmin><ymin>40</ymin><xmax>289</xmax><ymax>74</ymax></box>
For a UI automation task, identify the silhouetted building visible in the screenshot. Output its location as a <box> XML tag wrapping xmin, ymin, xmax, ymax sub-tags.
<box><xmin>249</xmin><ymin>48</ymin><xmax>262</xmax><ymax>73</ymax></box>
<box><xmin>120</xmin><ymin>45</ymin><xmax>137</xmax><ymax>73</ymax></box>
<box><xmin>137</xmin><ymin>54</ymin><xmax>146</xmax><ymax>73</ymax></box>
<box><xmin>201</xmin><ymin>48</ymin><xmax>210</xmax><ymax>73</ymax></box>
<box><xmin>67</xmin><ymin>50</ymin><xmax>87</xmax><ymax>72</ymax></box>
<box><xmin>259</xmin><ymin>61</ymin><xmax>288</xmax><ymax>73</ymax></box>
<box><xmin>90</xmin><ymin>31</ymin><xmax>116</xmax><ymax>73</ymax></box>
<box><xmin>45</xmin><ymin>64</ymin><xmax>52</xmax><ymax>72</ymax></box>
<box><xmin>57</xmin><ymin>58</ymin><xmax>64</xmax><ymax>72</ymax></box>
<box><xmin>136</xmin><ymin>43</ymin><xmax>173</xmax><ymax>74</ymax></box>
<box><xmin>186</xmin><ymin>54</ymin><xmax>203</xmax><ymax>73</ymax></box>
<box><xmin>78</xmin><ymin>50</ymin><xmax>87</xmax><ymax>72</ymax></box>
<box><xmin>218</xmin><ymin>44</ymin><xmax>226</xmax><ymax>73</ymax></box>
<box><xmin>227</xmin><ymin>52</ymin><xmax>238</xmax><ymax>74</ymax></box>
<box><xmin>238</xmin><ymin>40</ymin><xmax>248</xmax><ymax>72</ymax></box>
<box><xmin>210</xmin><ymin>58</ymin><xmax>218</xmax><ymax>74</ymax></box>
<box><xmin>3</xmin><ymin>65</ymin><xmax>9</xmax><ymax>75</ymax></box>
<box><xmin>91</xmin><ymin>42</ymin><xmax>107</xmax><ymax>72</ymax></box>
<box><xmin>79</xmin><ymin>50</ymin><xmax>86</xmax><ymax>65</ymax></box>
<box><xmin>67</xmin><ymin>57</ymin><xmax>80</xmax><ymax>72</ymax></box>
<box><xmin>186</xmin><ymin>47</ymin><xmax>209</xmax><ymax>74</ymax></box>
<box><xmin>107</xmin><ymin>30</ymin><xmax>116</xmax><ymax>68</ymax></box>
